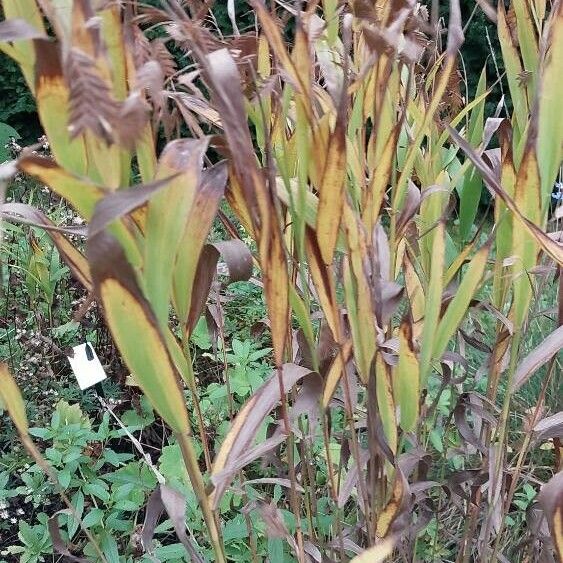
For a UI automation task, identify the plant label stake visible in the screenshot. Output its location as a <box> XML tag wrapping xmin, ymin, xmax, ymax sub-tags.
<box><xmin>67</xmin><ymin>342</ymin><xmax>107</xmax><ymax>394</ymax></box>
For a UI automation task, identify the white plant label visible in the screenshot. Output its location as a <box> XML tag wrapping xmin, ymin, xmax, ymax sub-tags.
<box><xmin>67</xmin><ymin>343</ymin><xmax>107</xmax><ymax>390</ymax></box>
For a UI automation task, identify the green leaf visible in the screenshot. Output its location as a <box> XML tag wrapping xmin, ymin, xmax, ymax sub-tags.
<box><xmin>81</xmin><ymin>508</ymin><xmax>105</xmax><ymax>529</ymax></box>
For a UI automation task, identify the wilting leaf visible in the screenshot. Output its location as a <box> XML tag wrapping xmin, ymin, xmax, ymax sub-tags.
<box><xmin>0</xmin><ymin>203</ymin><xmax>92</xmax><ymax>291</ymax></box>
<box><xmin>395</xmin><ymin>321</ymin><xmax>419</xmax><ymax>432</ymax></box>
<box><xmin>316</xmin><ymin>75</ymin><xmax>347</xmax><ymax>264</ymax></box>
<box><xmin>453</xmin><ymin>395</ymin><xmax>487</xmax><ymax>454</ymax></box>
<box><xmin>88</xmin><ymin>176</ymin><xmax>177</xmax><ymax>238</ymax></box>
<box><xmin>450</xmin><ymin>127</ymin><xmax>563</xmax><ymax>266</ymax></box>
<box><xmin>375</xmin><ymin>353</ymin><xmax>397</xmax><ymax>454</ymax></box>
<box><xmin>186</xmin><ymin>239</ymin><xmax>253</xmax><ymax>336</ymax></box>
<box><xmin>88</xmin><ymin>232</ymin><xmax>189</xmax><ymax>434</ymax></box>
<box><xmin>142</xmin><ymin>485</ymin><xmax>204</xmax><ymax>562</ymax></box>
<box><xmin>538</xmin><ymin>471</ymin><xmax>563</xmax><ymax>561</ymax></box>
<box><xmin>48</xmin><ymin>512</ymin><xmax>88</xmax><ymax>563</ymax></box>
<box><xmin>0</xmin><ymin>363</ymin><xmax>29</xmax><ymax>436</ymax></box>
<box><xmin>511</xmin><ymin>325</ymin><xmax>563</xmax><ymax>391</ymax></box>
<box><xmin>210</xmin><ymin>364</ymin><xmax>312</xmax><ymax>508</ymax></box>
<box><xmin>18</xmin><ymin>155</ymin><xmax>106</xmax><ymax>220</ymax></box>
<box><xmin>376</xmin><ymin>470</ymin><xmax>411</xmax><ymax>538</ymax></box>
<box><xmin>322</xmin><ymin>340</ymin><xmax>353</xmax><ymax>408</ymax></box>
<box><xmin>0</xmin><ymin>18</ymin><xmax>45</xmax><ymax>41</ymax></box>
<box><xmin>203</xmin><ymin>47</ymin><xmax>289</xmax><ymax>366</ymax></box>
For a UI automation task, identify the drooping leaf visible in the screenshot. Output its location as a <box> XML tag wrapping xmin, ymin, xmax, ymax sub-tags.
<box><xmin>210</xmin><ymin>364</ymin><xmax>312</xmax><ymax>508</ymax></box>
<box><xmin>88</xmin><ymin>232</ymin><xmax>189</xmax><ymax>434</ymax></box>
<box><xmin>538</xmin><ymin>471</ymin><xmax>563</xmax><ymax>561</ymax></box>
<box><xmin>186</xmin><ymin>240</ymin><xmax>253</xmax><ymax>336</ymax></box>
<box><xmin>450</xmin><ymin>127</ymin><xmax>563</xmax><ymax>266</ymax></box>
<box><xmin>511</xmin><ymin>325</ymin><xmax>563</xmax><ymax>391</ymax></box>
<box><xmin>350</xmin><ymin>538</ymin><xmax>395</xmax><ymax>563</ymax></box>
<box><xmin>375</xmin><ymin>469</ymin><xmax>412</xmax><ymax>538</ymax></box>
<box><xmin>142</xmin><ymin>485</ymin><xmax>205</xmax><ymax>563</ymax></box>
<box><xmin>0</xmin><ymin>18</ymin><xmax>45</xmax><ymax>41</ymax></box>
<box><xmin>0</xmin><ymin>203</ymin><xmax>92</xmax><ymax>291</ymax></box>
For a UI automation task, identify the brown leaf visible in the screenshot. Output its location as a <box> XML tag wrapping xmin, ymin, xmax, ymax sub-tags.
<box><xmin>48</xmin><ymin>512</ymin><xmax>88</xmax><ymax>563</ymax></box>
<box><xmin>533</xmin><ymin>412</ymin><xmax>563</xmax><ymax>443</ymax></box>
<box><xmin>88</xmin><ymin>176</ymin><xmax>178</xmax><ymax>238</ymax></box>
<box><xmin>142</xmin><ymin>484</ymin><xmax>204</xmax><ymax>562</ymax></box>
<box><xmin>538</xmin><ymin>472</ymin><xmax>563</xmax><ymax>561</ymax></box>
<box><xmin>210</xmin><ymin>364</ymin><xmax>313</xmax><ymax>508</ymax></box>
<box><xmin>453</xmin><ymin>394</ymin><xmax>487</xmax><ymax>454</ymax></box>
<box><xmin>511</xmin><ymin>325</ymin><xmax>563</xmax><ymax>391</ymax></box>
<box><xmin>186</xmin><ymin>239</ymin><xmax>253</xmax><ymax>334</ymax></box>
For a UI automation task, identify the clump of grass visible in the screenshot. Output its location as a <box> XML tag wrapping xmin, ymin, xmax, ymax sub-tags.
<box><xmin>0</xmin><ymin>0</ymin><xmax>562</xmax><ymax>561</ymax></box>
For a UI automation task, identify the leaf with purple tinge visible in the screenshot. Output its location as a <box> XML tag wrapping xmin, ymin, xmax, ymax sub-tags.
<box><xmin>88</xmin><ymin>231</ymin><xmax>189</xmax><ymax>434</ymax></box>
<box><xmin>186</xmin><ymin>239</ymin><xmax>253</xmax><ymax>336</ymax></box>
<box><xmin>511</xmin><ymin>325</ymin><xmax>563</xmax><ymax>391</ymax></box>
<box><xmin>142</xmin><ymin>484</ymin><xmax>204</xmax><ymax>563</ymax></box>
<box><xmin>0</xmin><ymin>18</ymin><xmax>45</xmax><ymax>41</ymax></box>
<box><xmin>210</xmin><ymin>364</ymin><xmax>313</xmax><ymax>508</ymax></box>
<box><xmin>538</xmin><ymin>471</ymin><xmax>563</xmax><ymax>561</ymax></box>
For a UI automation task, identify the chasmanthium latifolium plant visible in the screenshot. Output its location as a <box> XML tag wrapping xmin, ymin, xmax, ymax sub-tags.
<box><xmin>0</xmin><ymin>0</ymin><xmax>562</xmax><ymax>561</ymax></box>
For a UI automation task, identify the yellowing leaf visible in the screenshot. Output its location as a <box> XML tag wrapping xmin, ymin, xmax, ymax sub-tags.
<box><xmin>375</xmin><ymin>353</ymin><xmax>397</xmax><ymax>455</ymax></box>
<box><xmin>144</xmin><ymin>138</ymin><xmax>208</xmax><ymax>325</ymax></box>
<box><xmin>89</xmin><ymin>233</ymin><xmax>189</xmax><ymax>434</ymax></box>
<box><xmin>395</xmin><ymin>322</ymin><xmax>419</xmax><ymax>432</ymax></box>
<box><xmin>316</xmin><ymin>118</ymin><xmax>346</xmax><ymax>265</ymax></box>
<box><xmin>350</xmin><ymin>538</ymin><xmax>395</xmax><ymax>563</ymax></box>
<box><xmin>0</xmin><ymin>363</ymin><xmax>29</xmax><ymax>436</ymax></box>
<box><xmin>322</xmin><ymin>340</ymin><xmax>353</xmax><ymax>407</ymax></box>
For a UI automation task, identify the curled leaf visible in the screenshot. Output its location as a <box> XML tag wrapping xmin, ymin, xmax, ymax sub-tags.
<box><xmin>210</xmin><ymin>364</ymin><xmax>313</xmax><ymax>508</ymax></box>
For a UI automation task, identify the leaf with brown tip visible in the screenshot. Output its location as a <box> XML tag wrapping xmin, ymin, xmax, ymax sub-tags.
<box><xmin>144</xmin><ymin>138</ymin><xmax>209</xmax><ymax>325</ymax></box>
<box><xmin>88</xmin><ymin>232</ymin><xmax>189</xmax><ymax>434</ymax></box>
<box><xmin>174</xmin><ymin>162</ymin><xmax>228</xmax><ymax>323</ymax></box>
